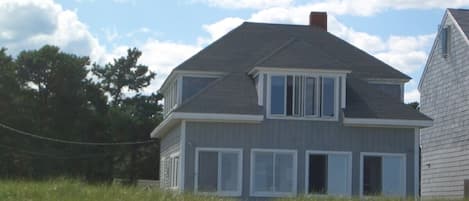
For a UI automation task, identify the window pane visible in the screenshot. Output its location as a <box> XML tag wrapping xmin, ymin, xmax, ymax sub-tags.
<box><xmin>293</xmin><ymin>76</ymin><xmax>301</xmax><ymax>116</ymax></box>
<box><xmin>198</xmin><ymin>151</ymin><xmax>218</xmax><ymax>192</ymax></box>
<box><xmin>271</xmin><ymin>76</ymin><xmax>285</xmax><ymax>115</ymax></box>
<box><xmin>327</xmin><ymin>154</ymin><xmax>348</xmax><ymax>196</ymax></box>
<box><xmin>308</xmin><ymin>154</ymin><xmax>327</xmax><ymax>194</ymax></box>
<box><xmin>441</xmin><ymin>27</ymin><xmax>448</xmax><ymax>55</ymax></box>
<box><xmin>275</xmin><ymin>153</ymin><xmax>294</xmax><ymax>193</ymax></box>
<box><xmin>322</xmin><ymin>78</ymin><xmax>335</xmax><ymax>117</ymax></box>
<box><xmin>364</xmin><ymin>156</ymin><xmax>382</xmax><ymax>196</ymax></box>
<box><xmin>254</xmin><ymin>152</ymin><xmax>274</xmax><ymax>192</ymax></box>
<box><xmin>305</xmin><ymin>77</ymin><xmax>316</xmax><ymax>116</ymax></box>
<box><xmin>286</xmin><ymin>76</ymin><xmax>293</xmax><ymax>116</ymax></box>
<box><xmin>221</xmin><ymin>152</ymin><xmax>239</xmax><ymax>192</ymax></box>
<box><xmin>382</xmin><ymin>156</ymin><xmax>404</xmax><ymax>196</ymax></box>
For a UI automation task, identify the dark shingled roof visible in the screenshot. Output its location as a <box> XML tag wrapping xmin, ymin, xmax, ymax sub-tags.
<box><xmin>345</xmin><ymin>76</ymin><xmax>431</xmax><ymax>120</ymax></box>
<box><xmin>449</xmin><ymin>8</ymin><xmax>469</xmax><ymax>40</ymax></box>
<box><xmin>168</xmin><ymin>22</ymin><xmax>429</xmax><ymax>121</ymax></box>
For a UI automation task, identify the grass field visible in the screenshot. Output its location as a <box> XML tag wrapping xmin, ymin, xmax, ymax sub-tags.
<box><xmin>0</xmin><ymin>178</ymin><xmax>464</xmax><ymax>201</ymax></box>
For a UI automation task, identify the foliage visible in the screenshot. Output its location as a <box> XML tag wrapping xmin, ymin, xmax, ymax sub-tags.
<box><xmin>0</xmin><ymin>45</ymin><xmax>162</xmax><ymax>182</ymax></box>
<box><xmin>406</xmin><ymin>101</ymin><xmax>420</xmax><ymax>111</ymax></box>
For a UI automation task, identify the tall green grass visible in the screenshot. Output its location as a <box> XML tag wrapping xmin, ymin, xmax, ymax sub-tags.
<box><xmin>0</xmin><ymin>178</ymin><xmax>466</xmax><ymax>201</ymax></box>
<box><xmin>0</xmin><ymin>178</ymin><xmax>233</xmax><ymax>201</ymax></box>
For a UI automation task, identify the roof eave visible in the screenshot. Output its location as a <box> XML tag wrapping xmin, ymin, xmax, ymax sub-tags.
<box><xmin>343</xmin><ymin>117</ymin><xmax>433</xmax><ymax>128</ymax></box>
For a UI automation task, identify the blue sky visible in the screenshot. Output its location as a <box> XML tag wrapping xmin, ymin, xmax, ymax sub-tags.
<box><xmin>2</xmin><ymin>0</ymin><xmax>469</xmax><ymax>102</ymax></box>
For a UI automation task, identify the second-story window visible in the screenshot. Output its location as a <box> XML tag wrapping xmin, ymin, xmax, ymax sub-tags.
<box><xmin>163</xmin><ymin>81</ymin><xmax>178</xmax><ymax>116</ymax></box>
<box><xmin>269</xmin><ymin>75</ymin><xmax>336</xmax><ymax>119</ymax></box>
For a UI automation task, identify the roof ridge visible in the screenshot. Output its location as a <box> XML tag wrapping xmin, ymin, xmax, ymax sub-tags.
<box><xmin>253</xmin><ymin>37</ymin><xmax>297</xmax><ymax>66</ymax></box>
<box><xmin>175</xmin><ymin>74</ymin><xmax>228</xmax><ymax>112</ymax></box>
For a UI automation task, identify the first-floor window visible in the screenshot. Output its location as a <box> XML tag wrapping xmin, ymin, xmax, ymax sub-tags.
<box><xmin>195</xmin><ymin>148</ymin><xmax>242</xmax><ymax>196</ymax></box>
<box><xmin>251</xmin><ymin>149</ymin><xmax>297</xmax><ymax>196</ymax></box>
<box><xmin>307</xmin><ymin>151</ymin><xmax>351</xmax><ymax>196</ymax></box>
<box><xmin>362</xmin><ymin>154</ymin><xmax>406</xmax><ymax>197</ymax></box>
<box><xmin>163</xmin><ymin>153</ymin><xmax>179</xmax><ymax>189</ymax></box>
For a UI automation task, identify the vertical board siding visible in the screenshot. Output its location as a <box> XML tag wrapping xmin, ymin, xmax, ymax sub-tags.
<box><xmin>183</xmin><ymin>120</ymin><xmax>415</xmax><ymax>199</ymax></box>
<box><xmin>159</xmin><ymin>123</ymin><xmax>181</xmax><ymax>189</ymax></box>
<box><xmin>420</xmin><ymin>14</ymin><xmax>469</xmax><ymax>199</ymax></box>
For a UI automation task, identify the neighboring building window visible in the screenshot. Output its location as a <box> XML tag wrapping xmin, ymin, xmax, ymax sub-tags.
<box><xmin>362</xmin><ymin>153</ymin><xmax>406</xmax><ymax>197</ymax></box>
<box><xmin>306</xmin><ymin>151</ymin><xmax>351</xmax><ymax>196</ymax></box>
<box><xmin>195</xmin><ymin>148</ymin><xmax>242</xmax><ymax>196</ymax></box>
<box><xmin>251</xmin><ymin>149</ymin><xmax>297</xmax><ymax>197</ymax></box>
<box><xmin>269</xmin><ymin>75</ymin><xmax>336</xmax><ymax>119</ymax></box>
<box><xmin>163</xmin><ymin>153</ymin><xmax>179</xmax><ymax>189</ymax></box>
<box><xmin>441</xmin><ymin>26</ymin><xmax>449</xmax><ymax>57</ymax></box>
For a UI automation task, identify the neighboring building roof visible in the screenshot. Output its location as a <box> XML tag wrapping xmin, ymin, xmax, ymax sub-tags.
<box><xmin>175</xmin><ymin>22</ymin><xmax>410</xmax><ymax>80</ymax></box>
<box><xmin>345</xmin><ymin>76</ymin><xmax>431</xmax><ymax>121</ymax></box>
<box><xmin>449</xmin><ymin>8</ymin><xmax>469</xmax><ymax>40</ymax></box>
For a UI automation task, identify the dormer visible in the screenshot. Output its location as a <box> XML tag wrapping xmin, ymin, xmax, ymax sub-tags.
<box><xmin>160</xmin><ymin>70</ymin><xmax>224</xmax><ymax>118</ymax></box>
<box><xmin>250</xmin><ymin>67</ymin><xmax>349</xmax><ymax>121</ymax></box>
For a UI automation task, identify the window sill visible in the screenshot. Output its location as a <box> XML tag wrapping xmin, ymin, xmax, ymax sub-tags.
<box><xmin>250</xmin><ymin>191</ymin><xmax>296</xmax><ymax>197</ymax></box>
<box><xmin>267</xmin><ymin>115</ymin><xmax>338</xmax><ymax>122</ymax></box>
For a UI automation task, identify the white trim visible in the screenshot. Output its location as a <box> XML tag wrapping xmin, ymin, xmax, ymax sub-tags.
<box><xmin>150</xmin><ymin>112</ymin><xmax>264</xmax><ymax>138</ymax></box>
<box><xmin>343</xmin><ymin>117</ymin><xmax>433</xmax><ymax>128</ymax></box>
<box><xmin>248</xmin><ymin>66</ymin><xmax>351</xmax><ymax>76</ymax></box>
<box><xmin>194</xmin><ymin>147</ymin><xmax>243</xmax><ymax>197</ymax></box>
<box><xmin>179</xmin><ymin>120</ymin><xmax>186</xmax><ymax>192</ymax></box>
<box><xmin>341</xmin><ymin>75</ymin><xmax>346</xmax><ymax>109</ymax></box>
<box><xmin>414</xmin><ymin>128</ymin><xmax>420</xmax><ymax>200</ymax></box>
<box><xmin>249</xmin><ymin>148</ymin><xmax>298</xmax><ymax>197</ymax></box>
<box><xmin>167</xmin><ymin>152</ymin><xmax>180</xmax><ymax>190</ymax></box>
<box><xmin>359</xmin><ymin>152</ymin><xmax>407</xmax><ymax>198</ymax></box>
<box><xmin>256</xmin><ymin>74</ymin><xmax>264</xmax><ymax>106</ymax></box>
<box><xmin>266</xmin><ymin>73</ymin><xmax>340</xmax><ymax>121</ymax></box>
<box><xmin>304</xmin><ymin>150</ymin><xmax>352</xmax><ymax>197</ymax></box>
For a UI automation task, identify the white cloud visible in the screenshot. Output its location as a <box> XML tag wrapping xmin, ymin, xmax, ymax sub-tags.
<box><xmin>198</xmin><ymin>0</ymin><xmax>469</xmax><ymax>16</ymax></box>
<box><xmin>0</xmin><ymin>0</ymin><xmax>106</xmax><ymax>63</ymax></box>
<box><xmin>198</xmin><ymin>17</ymin><xmax>244</xmax><ymax>45</ymax></box>
<box><xmin>405</xmin><ymin>88</ymin><xmax>420</xmax><ymax>103</ymax></box>
<box><xmin>198</xmin><ymin>0</ymin><xmax>292</xmax><ymax>9</ymax></box>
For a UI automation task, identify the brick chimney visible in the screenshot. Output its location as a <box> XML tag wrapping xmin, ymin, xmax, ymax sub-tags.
<box><xmin>309</xmin><ymin>12</ymin><xmax>327</xmax><ymax>31</ymax></box>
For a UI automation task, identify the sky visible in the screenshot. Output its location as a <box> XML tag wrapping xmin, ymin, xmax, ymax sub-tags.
<box><xmin>1</xmin><ymin>0</ymin><xmax>469</xmax><ymax>103</ymax></box>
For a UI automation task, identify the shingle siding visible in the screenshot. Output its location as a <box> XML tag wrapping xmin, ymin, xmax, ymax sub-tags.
<box><xmin>420</xmin><ymin>12</ymin><xmax>469</xmax><ymax>199</ymax></box>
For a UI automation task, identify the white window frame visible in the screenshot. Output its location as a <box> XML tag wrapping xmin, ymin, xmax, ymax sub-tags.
<box><xmin>359</xmin><ymin>152</ymin><xmax>407</xmax><ymax>198</ymax></box>
<box><xmin>266</xmin><ymin>73</ymin><xmax>340</xmax><ymax>121</ymax></box>
<box><xmin>168</xmin><ymin>152</ymin><xmax>180</xmax><ymax>190</ymax></box>
<box><xmin>194</xmin><ymin>147</ymin><xmax>243</xmax><ymax>197</ymax></box>
<box><xmin>250</xmin><ymin>148</ymin><xmax>298</xmax><ymax>197</ymax></box>
<box><xmin>304</xmin><ymin>150</ymin><xmax>352</xmax><ymax>197</ymax></box>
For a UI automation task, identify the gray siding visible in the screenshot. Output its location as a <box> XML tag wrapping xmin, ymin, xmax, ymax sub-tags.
<box><xmin>371</xmin><ymin>83</ymin><xmax>402</xmax><ymax>101</ymax></box>
<box><xmin>182</xmin><ymin>76</ymin><xmax>217</xmax><ymax>102</ymax></box>
<box><xmin>420</xmin><ymin>14</ymin><xmax>469</xmax><ymax>199</ymax></box>
<box><xmin>159</xmin><ymin>123</ymin><xmax>181</xmax><ymax>188</ymax></box>
<box><xmin>183</xmin><ymin>120</ymin><xmax>416</xmax><ymax>199</ymax></box>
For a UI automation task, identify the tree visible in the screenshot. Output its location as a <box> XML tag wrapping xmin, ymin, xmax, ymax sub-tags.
<box><xmin>92</xmin><ymin>48</ymin><xmax>155</xmax><ymax>105</ymax></box>
<box><xmin>407</xmin><ymin>101</ymin><xmax>420</xmax><ymax>111</ymax></box>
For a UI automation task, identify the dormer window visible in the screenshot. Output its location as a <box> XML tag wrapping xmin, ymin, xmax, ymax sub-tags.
<box><xmin>163</xmin><ymin>80</ymin><xmax>178</xmax><ymax>116</ymax></box>
<box><xmin>268</xmin><ymin>74</ymin><xmax>339</xmax><ymax>120</ymax></box>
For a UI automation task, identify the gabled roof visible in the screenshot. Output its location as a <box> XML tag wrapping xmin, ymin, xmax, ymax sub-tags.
<box><xmin>174</xmin><ymin>22</ymin><xmax>410</xmax><ymax>80</ymax></box>
<box><xmin>448</xmin><ymin>8</ymin><xmax>469</xmax><ymax>40</ymax></box>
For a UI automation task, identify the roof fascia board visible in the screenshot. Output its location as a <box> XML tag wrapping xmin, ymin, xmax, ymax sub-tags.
<box><xmin>343</xmin><ymin>117</ymin><xmax>433</xmax><ymax>128</ymax></box>
<box><xmin>249</xmin><ymin>66</ymin><xmax>351</xmax><ymax>76</ymax></box>
<box><xmin>365</xmin><ymin>78</ymin><xmax>409</xmax><ymax>85</ymax></box>
<box><xmin>150</xmin><ymin>112</ymin><xmax>264</xmax><ymax>138</ymax></box>
<box><xmin>159</xmin><ymin>70</ymin><xmax>225</xmax><ymax>93</ymax></box>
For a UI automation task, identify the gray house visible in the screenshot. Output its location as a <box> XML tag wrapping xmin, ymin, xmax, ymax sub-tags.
<box><xmin>151</xmin><ymin>12</ymin><xmax>432</xmax><ymax>200</ymax></box>
<box><xmin>419</xmin><ymin>8</ymin><xmax>469</xmax><ymax>199</ymax></box>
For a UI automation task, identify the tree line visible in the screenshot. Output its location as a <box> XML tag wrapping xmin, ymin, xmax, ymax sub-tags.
<box><xmin>0</xmin><ymin>45</ymin><xmax>162</xmax><ymax>183</ymax></box>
